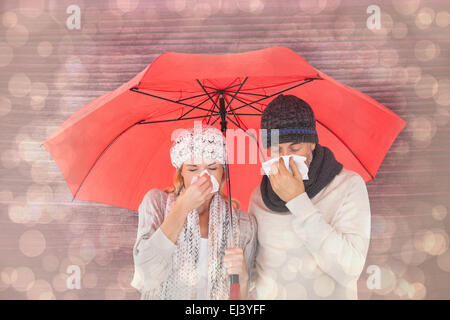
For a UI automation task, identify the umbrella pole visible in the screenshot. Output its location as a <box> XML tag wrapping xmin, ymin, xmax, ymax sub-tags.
<box><xmin>218</xmin><ymin>94</ymin><xmax>241</xmax><ymax>300</ymax></box>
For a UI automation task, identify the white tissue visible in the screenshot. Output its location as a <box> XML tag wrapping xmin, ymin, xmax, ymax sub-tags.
<box><xmin>262</xmin><ymin>155</ymin><xmax>309</xmax><ymax>180</ymax></box>
<box><xmin>190</xmin><ymin>169</ymin><xmax>220</xmax><ymax>193</ymax></box>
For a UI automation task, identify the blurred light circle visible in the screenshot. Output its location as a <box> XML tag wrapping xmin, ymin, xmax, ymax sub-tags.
<box><xmin>285</xmin><ymin>282</ymin><xmax>307</xmax><ymax>299</ymax></box>
<box><xmin>436</xmin><ymin>250</ymin><xmax>450</xmax><ymax>272</ymax></box>
<box><xmin>198</xmin><ymin>2</ymin><xmax>214</xmax><ymax>18</ymax></box>
<box><xmin>8</xmin><ymin>73</ymin><xmax>31</xmax><ymax>97</ymax></box>
<box><xmin>1</xmin><ymin>267</ymin><xmax>18</xmax><ymax>287</ymax></box>
<box><xmin>372</xmin><ymin>237</ymin><xmax>392</xmax><ymax>254</ymax></box>
<box><xmin>432</xmin><ymin>204</ymin><xmax>447</xmax><ymax>221</ymax></box>
<box><xmin>392</xmin><ymin>0</ymin><xmax>420</xmax><ymax>15</ymax></box>
<box><xmin>63</xmin><ymin>291</ymin><xmax>79</xmax><ymax>299</ymax></box>
<box><xmin>324</xmin><ymin>0</ymin><xmax>341</xmax><ymax>12</ymax></box>
<box><xmin>26</xmin><ymin>183</ymin><xmax>53</xmax><ymax>204</ymax></box>
<box><xmin>94</xmin><ymin>249</ymin><xmax>114</xmax><ymax>266</ymax></box>
<box><xmin>0</xmin><ymin>189</ymin><xmax>13</xmax><ymax>202</ymax></box>
<box><xmin>280</xmin><ymin>260</ymin><xmax>298</xmax><ymax>281</ymax></box>
<box><xmin>255</xmin><ymin>271</ymin><xmax>278</xmax><ymax>299</ymax></box>
<box><xmin>369</xmin><ymin>12</ymin><xmax>393</xmax><ymax>36</ymax></box>
<box><xmin>0</xmin><ymin>95</ymin><xmax>12</xmax><ymax>117</ymax></box>
<box><xmin>373</xmin><ymin>267</ymin><xmax>397</xmax><ymax>295</ymax></box>
<box><xmin>333</xmin><ymin>16</ymin><xmax>355</xmax><ymax>40</ymax></box>
<box><xmin>37</xmin><ymin>41</ymin><xmax>53</xmax><ymax>57</ymax></box>
<box><xmin>31</xmin><ymin>161</ymin><xmax>52</xmax><ymax>184</ymax></box>
<box><xmin>2</xmin><ymin>11</ymin><xmax>17</xmax><ymax>28</ymax></box>
<box><xmin>116</xmin><ymin>0</ymin><xmax>140</xmax><ymax>13</ymax></box>
<box><xmin>392</xmin><ymin>22</ymin><xmax>408</xmax><ymax>39</ymax></box>
<box><xmin>423</xmin><ymin>229</ymin><xmax>448</xmax><ymax>256</ymax></box>
<box><xmin>379</xmin><ymin>48</ymin><xmax>399</xmax><ymax>67</ymax></box>
<box><xmin>435</xmin><ymin>11</ymin><xmax>450</xmax><ymax>27</ymax></box>
<box><xmin>313</xmin><ymin>274</ymin><xmax>335</xmax><ymax>297</ymax></box>
<box><xmin>26</xmin><ymin>279</ymin><xmax>54</xmax><ymax>300</ymax></box>
<box><xmin>0</xmin><ymin>42</ymin><xmax>13</xmax><ymax>67</ymax></box>
<box><xmin>166</xmin><ymin>0</ymin><xmax>186</xmax><ymax>12</ymax></box>
<box><xmin>221</xmin><ymin>0</ymin><xmax>239</xmax><ymax>14</ymax></box>
<box><xmin>42</xmin><ymin>254</ymin><xmax>59</xmax><ymax>272</ymax></box>
<box><xmin>404</xmin><ymin>265</ymin><xmax>426</xmax><ymax>284</ymax></box>
<box><xmin>83</xmin><ymin>272</ymin><xmax>98</xmax><ymax>288</ymax></box>
<box><xmin>394</xmin><ymin>278</ymin><xmax>412</xmax><ymax>298</ymax></box>
<box><xmin>1</xmin><ymin>149</ymin><xmax>21</xmax><ymax>169</ymax></box>
<box><xmin>8</xmin><ymin>203</ymin><xmax>29</xmax><ymax>224</ymax></box>
<box><xmin>29</xmin><ymin>82</ymin><xmax>48</xmax><ymax>104</ymax></box>
<box><xmin>79</xmin><ymin>239</ymin><xmax>96</xmax><ymax>263</ymax></box>
<box><xmin>415</xmin><ymin>40</ymin><xmax>439</xmax><ymax>61</ymax></box>
<box><xmin>19</xmin><ymin>0</ymin><xmax>45</xmax><ymax>18</ymax></box>
<box><xmin>408</xmin><ymin>282</ymin><xmax>426</xmax><ymax>300</ymax></box>
<box><xmin>434</xmin><ymin>79</ymin><xmax>450</xmax><ymax>106</ymax></box>
<box><xmin>105</xmin><ymin>283</ymin><xmax>127</xmax><ymax>299</ymax></box>
<box><xmin>59</xmin><ymin>256</ymin><xmax>86</xmax><ymax>276</ymax></box>
<box><xmin>12</xmin><ymin>266</ymin><xmax>35</xmax><ymax>292</ymax></box>
<box><xmin>5</xmin><ymin>24</ymin><xmax>29</xmax><ymax>47</ymax></box>
<box><xmin>237</xmin><ymin>0</ymin><xmax>265</xmax><ymax>14</ymax></box>
<box><xmin>19</xmin><ymin>229</ymin><xmax>46</xmax><ymax>257</ymax></box>
<box><xmin>406</xmin><ymin>66</ymin><xmax>422</xmax><ymax>83</ymax></box>
<box><xmin>18</xmin><ymin>137</ymin><xmax>41</xmax><ymax>163</ymax></box>
<box><xmin>408</xmin><ymin>117</ymin><xmax>436</xmax><ymax>143</ymax></box>
<box><xmin>298</xmin><ymin>0</ymin><xmax>327</xmax><ymax>15</ymax></box>
<box><xmin>415</xmin><ymin>7</ymin><xmax>435</xmax><ymax>29</ymax></box>
<box><xmin>434</xmin><ymin>107</ymin><xmax>450</xmax><ymax>127</ymax></box>
<box><xmin>26</xmin><ymin>203</ymin><xmax>43</xmax><ymax>223</ymax></box>
<box><xmin>400</xmin><ymin>240</ymin><xmax>427</xmax><ymax>266</ymax></box>
<box><xmin>117</xmin><ymin>267</ymin><xmax>134</xmax><ymax>290</ymax></box>
<box><xmin>52</xmin><ymin>273</ymin><xmax>69</xmax><ymax>292</ymax></box>
<box><xmin>414</xmin><ymin>74</ymin><xmax>438</xmax><ymax>98</ymax></box>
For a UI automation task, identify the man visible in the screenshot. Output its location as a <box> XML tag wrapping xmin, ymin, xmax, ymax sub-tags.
<box><xmin>248</xmin><ymin>94</ymin><xmax>371</xmax><ymax>299</ymax></box>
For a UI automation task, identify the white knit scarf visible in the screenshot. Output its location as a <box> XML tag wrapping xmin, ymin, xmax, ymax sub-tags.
<box><xmin>153</xmin><ymin>189</ymin><xmax>240</xmax><ymax>300</ymax></box>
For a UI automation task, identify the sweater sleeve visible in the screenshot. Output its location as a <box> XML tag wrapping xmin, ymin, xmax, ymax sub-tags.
<box><xmin>130</xmin><ymin>189</ymin><xmax>177</xmax><ymax>293</ymax></box>
<box><xmin>240</xmin><ymin>211</ymin><xmax>258</xmax><ymax>300</ymax></box>
<box><xmin>285</xmin><ymin>174</ymin><xmax>371</xmax><ymax>288</ymax></box>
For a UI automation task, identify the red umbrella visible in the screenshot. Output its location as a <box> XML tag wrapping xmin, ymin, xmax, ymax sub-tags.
<box><xmin>42</xmin><ymin>46</ymin><xmax>406</xmax><ymax>212</ymax></box>
<box><xmin>42</xmin><ymin>46</ymin><xmax>406</xmax><ymax>298</ymax></box>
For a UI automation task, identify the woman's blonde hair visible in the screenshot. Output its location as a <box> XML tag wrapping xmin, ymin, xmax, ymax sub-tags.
<box><xmin>164</xmin><ymin>165</ymin><xmax>240</xmax><ymax>209</ymax></box>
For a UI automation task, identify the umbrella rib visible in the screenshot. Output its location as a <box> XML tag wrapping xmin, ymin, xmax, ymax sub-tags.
<box><xmin>178</xmin><ymin>92</ymin><xmax>216</xmax><ymax>102</ymax></box>
<box><xmin>223</xmin><ymin>92</ymin><xmax>263</xmax><ymax>114</ymax></box>
<box><xmin>139</xmin><ymin>115</ymin><xmax>212</xmax><ymax>124</ymax></box>
<box><xmin>130</xmin><ymin>87</ymin><xmax>218</xmax><ymax>114</ymax></box>
<box><xmin>315</xmin><ymin>119</ymin><xmax>375</xmax><ymax>180</ymax></box>
<box><xmin>202</xmin><ymin>82</ymin><xmax>242</xmax><ymax>92</ymax></box>
<box><xmin>224</xmin><ymin>90</ymin><xmax>269</xmax><ymax>98</ymax></box>
<box><xmin>178</xmin><ymin>92</ymin><xmax>219</xmax><ymax>120</ymax></box>
<box><xmin>231</xmin><ymin>78</ymin><xmax>320</xmax><ymax>112</ymax></box>
<box><xmin>196</xmin><ymin>79</ymin><xmax>221</xmax><ymax>112</ymax></box>
<box><xmin>207</xmin><ymin>94</ymin><xmax>220</xmax><ymax>125</ymax></box>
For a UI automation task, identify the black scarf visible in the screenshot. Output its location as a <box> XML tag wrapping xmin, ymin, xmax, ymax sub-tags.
<box><xmin>260</xmin><ymin>143</ymin><xmax>343</xmax><ymax>213</ymax></box>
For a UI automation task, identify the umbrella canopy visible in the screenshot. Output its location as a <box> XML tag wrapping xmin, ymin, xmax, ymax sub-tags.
<box><xmin>42</xmin><ymin>46</ymin><xmax>406</xmax><ymax>212</ymax></box>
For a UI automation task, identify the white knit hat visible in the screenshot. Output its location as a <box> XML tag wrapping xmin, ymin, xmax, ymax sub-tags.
<box><xmin>170</xmin><ymin>123</ymin><xmax>227</xmax><ymax>169</ymax></box>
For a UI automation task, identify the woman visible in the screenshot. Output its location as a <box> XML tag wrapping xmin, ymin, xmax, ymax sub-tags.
<box><xmin>131</xmin><ymin>124</ymin><xmax>257</xmax><ymax>300</ymax></box>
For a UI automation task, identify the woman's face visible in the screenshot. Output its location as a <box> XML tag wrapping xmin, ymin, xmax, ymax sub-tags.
<box><xmin>181</xmin><ymin>158</ymin><xmax>224</xmax><ymax>190</ymax></box>
<box><xmin>269</xmin><ymin>142</ymin><xmax>315</xmax><ymax>168</ymax></box>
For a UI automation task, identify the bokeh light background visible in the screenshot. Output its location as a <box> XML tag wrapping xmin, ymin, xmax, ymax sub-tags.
<box><xmin>0</xmin><ymin>0</ymin><xmax>449</xmax><ymax>300</ymax></box>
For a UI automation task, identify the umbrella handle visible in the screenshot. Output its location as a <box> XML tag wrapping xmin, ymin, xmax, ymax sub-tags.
<box><xmin>229</xmin><ymin>274</ymin><xmax>241</xmax><ymax>300</ymax></box>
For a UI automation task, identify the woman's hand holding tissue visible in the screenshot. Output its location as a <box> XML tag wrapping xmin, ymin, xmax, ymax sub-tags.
<box><xmin>268</xmin><ymin>156</ymin><xmax>306</xmax><ymax>202</ymax></box>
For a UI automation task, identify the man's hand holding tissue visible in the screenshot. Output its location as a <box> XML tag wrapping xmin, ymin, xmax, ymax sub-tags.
<box><xmin>268</xmin><ymin>156</ymin><xmax>305</xmax><ymax>202</ymax></box>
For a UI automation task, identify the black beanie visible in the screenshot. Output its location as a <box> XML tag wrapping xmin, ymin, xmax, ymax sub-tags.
<box><xmin>260</xmin><ymin>94</ymin><xmax>318</xmax><ymax>149</ymax></box>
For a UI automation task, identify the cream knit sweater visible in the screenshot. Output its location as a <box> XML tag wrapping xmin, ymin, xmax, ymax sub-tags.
<box><xmin>248</xmin><ymin>168</ymin><xmax>371</xmax><ymax>299</ymax></box>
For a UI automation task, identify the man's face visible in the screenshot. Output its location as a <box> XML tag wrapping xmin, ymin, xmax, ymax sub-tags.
<box><xmin>269</xmin><ymin>142</ymin><xmax>316</xmax><ymax>168</ymax></box>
